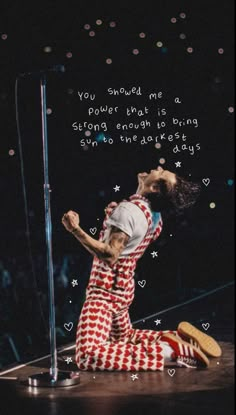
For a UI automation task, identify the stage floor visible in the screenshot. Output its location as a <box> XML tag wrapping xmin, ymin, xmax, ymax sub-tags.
<box><xmin>0</xmin><ymin>285</ymin><xmax>234</xmax><ymax>415</ymax></box>
<box><xmin>0</xmin><ymin>338</ymin><xmax>234</xmax><ymax>415</ymax></box>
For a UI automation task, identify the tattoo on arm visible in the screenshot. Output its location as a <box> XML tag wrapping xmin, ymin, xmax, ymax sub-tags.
<box><xmin>71</xmin><ymin>225</ymin><xmax>129</xmax><ymax>265</ymax></box>
<box><xmin>109</xmin><ymin>226</ymin><xmax>129</xmax><ymax>247</ymax></box>
<box><xmin>101</xmin><ymin>226</ymin><xmax>130</xmax><ymax>264</ymax></box>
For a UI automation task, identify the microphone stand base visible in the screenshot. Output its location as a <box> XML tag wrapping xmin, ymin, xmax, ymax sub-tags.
<box><xmin>24</xmin><ymin>371</ymin><xmax>80</xmax><ymax>388</ymax></box>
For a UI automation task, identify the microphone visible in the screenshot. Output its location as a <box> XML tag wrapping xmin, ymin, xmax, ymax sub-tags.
<box><xmin>19</xmin><ymin>64</ymin><xmax>66</xmax><ymax>77</ymax></box>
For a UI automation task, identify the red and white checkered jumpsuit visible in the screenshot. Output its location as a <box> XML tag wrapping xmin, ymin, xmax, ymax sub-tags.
<box><xmin>75</xmin><ymin>194</ymin><xmax>175</xmax><ymax>371</ymax></box>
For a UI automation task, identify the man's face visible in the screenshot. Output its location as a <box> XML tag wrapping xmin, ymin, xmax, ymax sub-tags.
<box><xmin>138</xmin><ymin>166</ymin><xmax>176</xmax><ymax>184</ymax></box>
<box><xmin>138</xmin><ymin>166</ymin><xmax>177</xmax><ymax>192</ymax></box>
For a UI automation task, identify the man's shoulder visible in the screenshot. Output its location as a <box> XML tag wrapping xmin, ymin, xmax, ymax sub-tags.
<box><xmin>118</xmin><ymin>200</ymin><xmax>149</xmax><ymax>216</ymax></box>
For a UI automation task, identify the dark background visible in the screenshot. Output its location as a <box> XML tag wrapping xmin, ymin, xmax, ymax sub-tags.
<box><xmin>0</xmin><ymin>1</ymin><xmax>234</xmax><ymax>368</ymax></box>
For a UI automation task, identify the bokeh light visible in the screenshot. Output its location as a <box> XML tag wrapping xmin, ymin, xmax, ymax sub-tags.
<box><xmin>43</xmin><ymin>46</ymin><xmax>52</xmax><ymax>53</ymax></box>
<box><xmin>85</xmin><ymin>130</ymin><xmax>91</xmax><ymax>137</ymax></box>
<box><xmin>159</xmin><ymin>158</ymin><xmax>166</xmax><ymax>164</ymax></box>
<box><xmin>161</xmin><ymin>47</ymin><xmax>168</xmax><ymax>53</ymax></box>
<box><xmin>209</xmin><ymin>202</ymin><xmax>216</xmax><ymax>209</ymax></box>
<box><xmin>187</xmin><ymin>47</ymin><xmax>193</xmax><ymax>53</ymax></box>
<box><xmin>155</xmin><ymin>143</ymin><xmax>161</xmax><ymax>149</ymax></box>
<box><xmin>156</xmin><ymin>41</ymin><xmax>163</xmax><ymax>47</ymax></box>
<box><xmin>171</xmin><ymin>17</ymin><xmax>177</xmax><ymax>23</ymax></box>
<box><xmin>227</xmin><ymin>179</ymin><xmax>234</xmax><ymax>186</ymax></box>
<box><xmin>179</xmin><ymin>33</ymin><xmax>186</xmax><ymax>39</ymax></box>
<box><xmin>46</xmin><ymin>108</ymin><xmax>52</xmax><ymax>115</ymax></box>
<box><xmin>67</xmin><ymin>88</ymin><xmax>74</xmax><ymax>94</ymax></box>
<box><xmin>96</xmin><ymin>132</ymin><xmax>105</xmax><ymax>142</ymax></box>
<box><xmin>1</xmin><ymin>34</ymin><xmax>8</xmax><ymax>40</ymax></box>
<box><xmin>89</xmin><ymin>31</ymin><xmax>95</xmax><ymax>37</ymax></box>
<box><xmin>218</xmin><ymin>48</ymin><xmax>224</xmax><ymax>54</ymax></box>
<box><xmin>139</xmin><ymin>32</ymin><xmax>146</xmax><ymax>38</ymax></box>
<box><xmin>179</xmin><ymin>13</ymin><xmax>186</xmax><ymax>19</ymax></box>
<box><xmin>66</xmin><ymin>52</ymin><xmax>73</xmax><ymax>58</ymax></box>
<box><xmin>228</xmin><ymin>106</ymin><xmax>234</xmax><ymax>113</ymax></box>
<box><xmin>109</xmin><ymin>21</ymin><xmax>116</xmax><ymax>28</ymax></box>
<box><xmin>82</xmin><ymin>145</ymin><xmax>89</xmax><ymax>151</ymax></box>
<box><xmin>0</xmin><ymin>92</ymin><xmax>7</xmax><ymax>100</ymax></box>
<box><xmin>106</xmin><ymin>58</ymin><xmax>112</xmax><ymax>64</ymax></box>
<box><xmin>9</xmin><ymin>149</ymin><xmax>15</xmax><ymax>156</ymax></box>
<box><xmin>84</xmin><ymin>24</ymin><xmax>91</xmax><ymax>30</ymax></box>
<box><xmin>132</xmin><ymin>49</ymin><xmax>139</xmax><ymax>55</ymax></box>
<box><xmin>214</xmin><ymin>76</ymin><xmax>221</xmax><ymax>83</ymax></box>
<box><xmin>96</xmin><ymin>19</ymin><xmax>103</xmax><ymax>25</ymax></box>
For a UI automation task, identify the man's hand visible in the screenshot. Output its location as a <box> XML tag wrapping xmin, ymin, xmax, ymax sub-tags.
<box><xmin>62</xmin><ymin>210</ymin><xmax>80</xmax><ymax>232</ymax></box>
<box><xmin>136</xmin><ymin>172</ymin><xmax>148</xmax><ymax>193</ymax></box>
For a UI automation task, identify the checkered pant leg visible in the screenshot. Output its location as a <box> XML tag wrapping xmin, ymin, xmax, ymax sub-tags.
<box><xmin>75</xmin><ymin>300</ymin><xmax>170</xmax><ymax>371</ymax></box>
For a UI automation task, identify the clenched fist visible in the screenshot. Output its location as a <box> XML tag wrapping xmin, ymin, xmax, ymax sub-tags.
<box><xmin>62</xmin><ymin>210</ymin><xmax>80</xmax><ymax>232</ymax></box>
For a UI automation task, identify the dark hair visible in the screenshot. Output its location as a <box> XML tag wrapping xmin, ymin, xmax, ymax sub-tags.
<box><xmin>147</xmin><ymin>175</ymin><xmax>201</xmax><ymax>216</ymax></box>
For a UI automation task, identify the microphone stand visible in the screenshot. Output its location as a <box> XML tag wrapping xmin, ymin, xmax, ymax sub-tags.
<box><xmin>27</xmin><ymin>74</ymin><xmax>80</xmax><ymax>387</ymax></box>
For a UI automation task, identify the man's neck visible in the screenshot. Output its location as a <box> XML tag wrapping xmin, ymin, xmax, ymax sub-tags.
<box><xmin>136</xmin><ymin>186</ymin><xmax>147</xmax><ymax>196</ymax></box>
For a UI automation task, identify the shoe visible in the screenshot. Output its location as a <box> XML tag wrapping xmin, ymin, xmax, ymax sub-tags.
<box><xmin>161</xmin><ymin>333</ymin><xmax>209</xmax><ymax>368</ymax></box>
<box><xmin>177</xmin><ymin>321</ymin><xmax>222</xmax><ymax>358</ymax></box>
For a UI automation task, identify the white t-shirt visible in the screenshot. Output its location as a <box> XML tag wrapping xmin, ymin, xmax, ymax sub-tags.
<box><xmin>103</xmin><ymin>200</ymin><xmax>160</xmax><ymax>256</ymax></box>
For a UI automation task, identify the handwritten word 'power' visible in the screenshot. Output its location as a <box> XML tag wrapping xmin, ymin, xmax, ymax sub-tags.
<box><xmin>88</xmin><ymin>106</ymin><xmax>119</xmax><ymax>116</ymax></box>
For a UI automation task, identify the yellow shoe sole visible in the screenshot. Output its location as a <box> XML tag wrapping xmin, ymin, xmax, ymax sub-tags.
<box><xmin>177</xmin><ymin>321</ymin><xmax>222</xmax><ymax>358</ymax></box>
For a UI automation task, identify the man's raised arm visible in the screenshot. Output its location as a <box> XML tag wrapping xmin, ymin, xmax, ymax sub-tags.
<box><xmin>62</xmin><ymin>210</ymin><xmax>129</xmax><ymax>266</ymax></box>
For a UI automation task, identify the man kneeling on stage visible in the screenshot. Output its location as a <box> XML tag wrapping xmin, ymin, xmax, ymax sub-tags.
<box><xmin>62</xmin><ymin>166</ymin><xmax>222</xmax><ymax>371</ymax></box>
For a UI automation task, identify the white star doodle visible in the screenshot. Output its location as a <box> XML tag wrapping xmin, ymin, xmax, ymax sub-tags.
<box><xmin>175</xmin><ymin>161</ymin><xmax>182</xmax><ymax>168</ymax></box>
<box><xmin>65</xmin><ymin>357</ymin><xmax>73</xmax><ymax>364</ymax></box>
<box><xmin>151</xmin><ymin>251</ymin><xmax>158</xmax><ymax>258</ymax></box>
<box><xmin>71</xmin><ymin>279</ymin><xmax>78</xmax><ymax>287</ymax></box>
<box><xmin>154</xmin><ymin>319</ymin><xmax>161</xmax><ymax>326</ymax></box>
<box><xmin>131</xmin><ymin>374</ymin><xmax>139</xmax><ymax>381</ymax></box>
<box><xmin>113</xmin><ymin>185</ymin><xmax>120</xmax><ymax>192</ymax></box>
